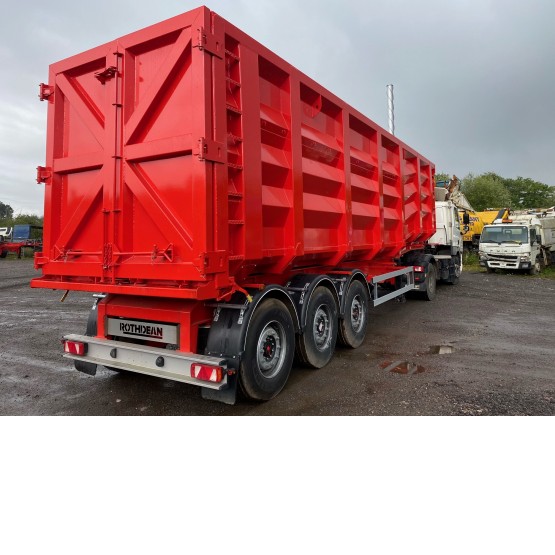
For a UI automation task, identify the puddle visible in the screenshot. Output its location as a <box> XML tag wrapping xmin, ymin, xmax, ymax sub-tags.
<box><xmin>381</xmin><ymin>360</ymin><xmax>426</xmax><ymax>375</ymax></box>
<box><xmin>430</xmin><ymin>345</ymin><xmax>454</xmax><ymax>355</ymax></box>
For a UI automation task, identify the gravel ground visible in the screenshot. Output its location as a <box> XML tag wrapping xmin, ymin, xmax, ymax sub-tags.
<box><xmin>1</xmin><ymin>258</ymin><xmax>554</xmax><ymax>415</ymax></box>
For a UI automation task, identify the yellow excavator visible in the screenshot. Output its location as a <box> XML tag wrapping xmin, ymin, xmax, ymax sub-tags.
<box><xmin>436</xmin><ymin>176</ymin><xmax>510</xmax><ymax>252</ymax></box>
<box><xmin>459</xmin><ymin>207</ymin><xmax>511</xmax><ymax>252</ymax></box>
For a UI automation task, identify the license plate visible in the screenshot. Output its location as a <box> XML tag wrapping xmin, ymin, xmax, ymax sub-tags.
<box><xmin>106</xmin><ymin>318</ymin><xmax>178</xmax><ymax>344</ymax></box>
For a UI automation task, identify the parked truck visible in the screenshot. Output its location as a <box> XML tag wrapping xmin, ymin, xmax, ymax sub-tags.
<box><xmin>33</xmin><ymin>6</ymin><xmax>461</xmax><ymax>403</ymax></box>
<box><xmin>479</xmin><ymin>212</ymin><xmax>555</xmax><ymax>274</ymax></box>
<box><xmin>0</xmin><ymin>224</ymin><xmax>43</xmax><ymax>258</ymax></box>
<box><xmin>459</xmin><ymin>207</ymin><xmax>511</xmax><ymax>252</ymax></box>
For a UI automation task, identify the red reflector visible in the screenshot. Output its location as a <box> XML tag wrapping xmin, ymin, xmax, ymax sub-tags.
<box><xmin>413</xmin><ymin>265</ymin><xmax>425</xmax><ymax>273</ymax></box>
<box><xmin>190</xmin><ymin>364</ymin><xmax>224</xmax><ymax>383</ymax></box>
<box><xmin>64</xmin><ymin>340</ymin><xmax>87</xmax><ymax>356</ymax></box>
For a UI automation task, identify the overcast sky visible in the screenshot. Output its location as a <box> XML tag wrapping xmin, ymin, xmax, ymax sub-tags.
<box><xmin>1</xmin><ymin>0</ymin><xmax>554</xmax><ymax>214</ymax></box>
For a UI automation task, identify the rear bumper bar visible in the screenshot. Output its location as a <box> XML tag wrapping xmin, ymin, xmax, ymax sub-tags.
<box><xmin>63</xmin><ymin>334</ymin><xmax>228</xmax><ymax>390</ymax></box>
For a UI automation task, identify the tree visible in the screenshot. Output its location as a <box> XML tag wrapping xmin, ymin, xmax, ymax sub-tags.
<box><xmin>460</xmin><ymin>173</ymin><xmax>511</xmax><ymax>211</ymax></box>
<box><xmin>0</xmin><ymin>201</ymin><xmax>13</xmax><ymax>220</ymax></box>
<box><xmin>502</xmin><ymin>177</ymin><xmax>555</xmax><ymax>210</ymax></box>
<box><xmin>0</xmin><ymin>211</ymin><xmax>44</xmax><ymax>229</ymax></box>
<box><xmin>13</xmin><ymin>213</ymin><xmax>43</xmax><ymax>226</ymax></box>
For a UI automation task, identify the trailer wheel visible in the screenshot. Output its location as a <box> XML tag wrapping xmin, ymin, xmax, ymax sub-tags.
<box><xmin>239</xmin><ymin>298</ymin><xmax>295</xmax><ymax>401</ymax></box>
<box><xmin>421</xmin><ymin>263</ymin><xmax>437</xmax><ymax>301</ymax></box>
<box><xmin>297</xmin><ymin>286</ymin><xmax>338</xmax><ymax>368</ymax></box>
<box><xmin>339</xmin><ymin>280</ymin><xmax>369</xmax><ymax>349</ymax></box>
<box><xmin>0</xmin><ymin>250</ymin><xmax>7</xmax><ymax>258</ymax></box>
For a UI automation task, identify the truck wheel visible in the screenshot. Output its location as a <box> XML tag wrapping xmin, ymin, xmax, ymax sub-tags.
<box><xmin>421</xmin><ymin>263</ymin><xmax>437</xmax><ymax>301</ymax></box>
<box><xmin>0</xmin><ymin>250</ymin><xmax>7</xmax><ymax>258</ymax></box>
<box><xmin>486</xmin><ymin>267</ymin><xmax>496</xmax><ymax>274</ymax></box>
<box><xmin>339</xmin><ymin>280</ymin><xmax>369</xmax><ymax>349</ymax></box>
<box><xmin>446</xmin><ymin>254</ymin><xmax>461</xmax><ymax>285</ymax></box>
<box><xmin>529</xmin><ymin>257</ymin><xmax>542</xmax><ymax>275</ymax></box>
<box><xmin>297</xmin><ymin>286</ymin><xmax>338</xmax><ymax>368</ymax></box>
<box><xmin>239</xmin><ymin>298</ymin><xmax>295</xmax><ymax>401</ymax></box>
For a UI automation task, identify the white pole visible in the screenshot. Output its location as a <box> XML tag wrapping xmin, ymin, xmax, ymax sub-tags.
<box><xmin>387</xmin><ymin>84</ymin><xmax>395</xmax><ymax>135</ymax></box>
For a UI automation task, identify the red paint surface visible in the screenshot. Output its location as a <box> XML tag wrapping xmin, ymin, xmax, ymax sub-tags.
<box><xmin>33</xmin><ymin>6</ymin><xmax>435</xmax><ymax>300</ymax></box>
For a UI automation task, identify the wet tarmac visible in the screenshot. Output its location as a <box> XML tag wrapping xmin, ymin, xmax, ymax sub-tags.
<box><xmin>1</xmin><ymin>259</ymin><xmax>554</xmax><ymax>415</ymax></box>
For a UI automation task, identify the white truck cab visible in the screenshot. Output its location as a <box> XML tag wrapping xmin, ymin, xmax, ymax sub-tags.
<box><xmin>429</xmin><ymin>200</ymin><xmax>463</xmax><ymax>254</ymax></box>
<box><xmin>0</xmin><ymin>227</ymin><xmax>12</xmax><ymax>242</ymax></box>
<box><xmin>479</xmin><ymin>214</ymin><xmax>555</xmax><ymax>274</ymax></box>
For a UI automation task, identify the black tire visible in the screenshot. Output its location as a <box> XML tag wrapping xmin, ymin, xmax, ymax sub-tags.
<box><xmin>420</xmin><ymin>263</ymin><xmax>437</xmax><ymax>301</ymax></box>
<box><xmin>297</xmin><ymin>286</ymin><xmax>338</xmax><ymax>368</ymax></box>
<box><xmin>0</xmin><ymin>250</ymin><xmax>7</xmax><ymax>258</ymax></box>
<box><xmin>446</xmin><ymin>254</ymin><xmax>461</xmax><ymax>285</ymax></box>
<box><xmin>239</xmin><ymin>298</ymin><xmax>295</xmax><ymax>401</ymax></box>
<box><xmin>339</xmin><ymin>280</ymin><xmax>369</xmax><ymax>349</ymax></box>
<box><xmin>486</xmin><ymin>266</ymin><xmax>496</xmax><ymax>274</ymax></box>
<box><xmin>528</xmin><ymin>256</ymin><xmax>542</xmax><ymax>275</ymax></box>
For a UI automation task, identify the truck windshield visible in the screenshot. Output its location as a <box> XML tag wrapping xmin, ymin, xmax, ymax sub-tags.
<box><xmin>480</xmin><ymin>226</ymin><xmax>529</xmax><ymax>244</ymax></box>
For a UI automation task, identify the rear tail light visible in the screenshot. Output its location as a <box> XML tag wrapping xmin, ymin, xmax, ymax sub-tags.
<box><xmin>191</xmin><ymin>364</ymin><xmax>224</xmax><ymax>383</ymax></box>
<box><xmin>413</xmin><ymin>265</ymin><xmax>425</xmax><ymax>273</ymax></box>
<box><xmin>64</xmin><ymin>340</ymin><xmax>87</xmax><ymax>356</ymax></box>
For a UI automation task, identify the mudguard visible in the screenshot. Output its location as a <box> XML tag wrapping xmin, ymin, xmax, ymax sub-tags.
<box><xmin>73</xmin><ymin>300</ymin><xmax>100</xmax><ymax>376</ymax></box>
<box><xmin>285</xmin><ymin>274</ymin><xmax>341</xmax><ymax>331</ymax></box>
<box><xmin>202</xmin><ymin>286</ymin><xmax>299</xmax><ymax>404</ymax></box>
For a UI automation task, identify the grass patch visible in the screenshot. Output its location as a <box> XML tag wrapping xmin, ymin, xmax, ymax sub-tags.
<box><xmin>541</xmin><ymin>265</ymin><xmax>555</xmax><ymax>279</ymax></box>
<box><xmin>462</xmin><ymin>251</ymin><xmax>480</xmax><ymax>271</ymax></box>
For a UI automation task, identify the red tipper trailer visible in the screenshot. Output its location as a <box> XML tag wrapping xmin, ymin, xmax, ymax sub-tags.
<box><xmin>33</xmin><ymin>6</ymin><xmax>441</xmax><ymax>403</ymax></box>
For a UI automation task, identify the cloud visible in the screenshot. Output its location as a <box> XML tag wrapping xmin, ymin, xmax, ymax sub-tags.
<box><xmin>1</xmin><ymin>0</ymin><xmax>554</xmax><ymax>215</ymax></box>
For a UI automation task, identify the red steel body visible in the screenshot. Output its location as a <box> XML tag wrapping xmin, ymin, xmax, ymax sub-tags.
<box><xmin>32</xmin><ymin>6</ymin><xmax>435</xmax><ymax>301</ymax></box>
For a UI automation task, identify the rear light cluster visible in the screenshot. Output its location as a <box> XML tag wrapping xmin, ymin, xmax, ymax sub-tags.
<box><xmin>64</xmin><ymin>340</ymin><xmax>87</xmax><ymax>356</ymax></box>
<box><xmin>191</xmin><ymin>364</ymin><xmax>223</xmax><ymax>383</ymax></box>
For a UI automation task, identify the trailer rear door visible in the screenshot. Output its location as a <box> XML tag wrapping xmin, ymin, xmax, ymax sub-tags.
<box><xmin>37</xmin><ymin>7</ymin><xmax>226</xmax><ymax>295</ymax></box>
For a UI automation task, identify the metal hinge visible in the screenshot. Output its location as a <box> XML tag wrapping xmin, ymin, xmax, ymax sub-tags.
<box><xmin>36</xmin><ymin>166</ymin><xmax>51</xmax><ymax>184</ymax></box>
<box><xmin>195</xmin><ymin>137</ymin><xmax>224</xmax><ymax>163</ymax></box>
<box><xmin>95</xmin><ymin>66</ymin><xmax>118</xmax><ymax>84</ymax></box>
<box><xmin>196</xmin><ymin>26</ymin><xmax>223</xmax><ymax>58</ymax></box>
<box><xmin>38</xmin><ymin>83</ymin><xmax>54</xmax><ymax>101</ymax></box>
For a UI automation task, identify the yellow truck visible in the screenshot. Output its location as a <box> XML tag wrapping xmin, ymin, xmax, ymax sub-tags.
<box><xmin>459</xmin><ymin>208</ymin><xmax>511</xmax><ymax>252</ymax></box>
